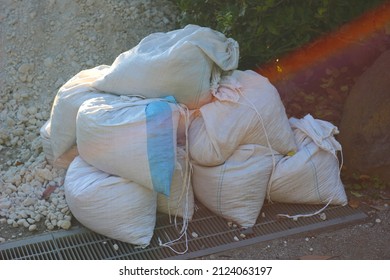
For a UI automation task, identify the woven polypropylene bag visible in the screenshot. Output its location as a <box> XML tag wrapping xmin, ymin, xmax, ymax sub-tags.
<box><xmin>189</xmin><ymin>70</ymin><xmax>297</xmax><ymax>166</ymax></box>
<box><xmin>64</xmin><ymin>156</ymin><xmax>157</xmax><ymax>246</ymax></box>
<box><xmin>269</xmin><ymin>114</ymin><xmax>348</xmax><ymax>205</ymax></box>
<box><xmin>192</xmin><ymin>144</ymin><xmax>283</xmax><ymax>228</ymax></box>
<box><xmin>48</xmin><ymin>65</ymin><xmax>111</xmax><ymax>160</ymax></box>
<box><xmin>92</xmin><ymin>24</ymin><xmax>239</xmax><ymax>109</ymax></box>
<box><xmin>76</xmin><ymin>95</ymin><xmax>181</xmax><ymax>196</ymax></box>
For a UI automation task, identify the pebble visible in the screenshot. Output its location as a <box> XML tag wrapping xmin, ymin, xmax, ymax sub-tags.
<box><xmin>0</xmin><ymin>199</ymin><xmax>11</xmax><ymax>209</ymax></box>
<box><xmin>43</xmin><ymin>57</ymin><xmax>54</xmax><ymax>68</ymax></box>
<box><xmin>113</xmin><ymin>244</ymin><xmax>119</xmax><ymax>251</ymax></box>
<box><xmin>0</xmin><ymin>237</ymin><xmax>5</xmax><ymax>243</ymax></box>
<box><xmin>18</xmin><ymin>63</ymin><xmax>34</xmax><ymax>74</ymax></box>
<box><xmin>60</xmin><ymin>220</ymin><xmax>71</xmax><ymax>230</ymax></box>
<box><xmin>29</xmin><ymin>224</ymin><xmax>37</xmax><ymax>231</ymax></box>
<box><xmin>35</xmin><ymin>168</ymin><xmax>53</xmax><ymax>181</ymax></box>
<box><xmin>319</xmin><ymin>213</ymin><xmax>327</xmax><ymax>221</ymax></box>
<box><xmin>375</xmin><ymin>218</ymin><xmax>381</xmax><ymax>224</ymax></box>
<box><xmin>191</xmin><ymin>232</ymin><xmax>198</xmax><ymax>238</ymax></box>
<box><xmin>233</xmin><ymin>236</ymin><xmax>239</xmax><ymax>242</ymax></box>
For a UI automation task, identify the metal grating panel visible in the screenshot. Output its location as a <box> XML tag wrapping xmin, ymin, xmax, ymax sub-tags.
<box><xmin>0</xmin><ymin>202</ymin><xmax>367</xmax><ymax>260</ymax></box>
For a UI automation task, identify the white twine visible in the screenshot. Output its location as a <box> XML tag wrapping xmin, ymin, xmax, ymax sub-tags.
<box><xmin>235</xmin><ymin>86</ymin><xmax>338</xmax><ymax>216</ymax></box>
<box><xmin>157</xmin><ymin>103</ymin><xmax>192</xmax><ymax>255</ymax></box>
<box><xmin>276</xmin><ymin>196</ymin><xmax>334</xmax><ymax>220</ymax></box>
<box><xmin>235</xmin><ymin>90</ymin><xmax>278</xmax><ymax>204</ymax></box>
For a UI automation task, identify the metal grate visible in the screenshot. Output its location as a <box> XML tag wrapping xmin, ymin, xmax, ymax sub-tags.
<box><xmin>0</xmin><ymin>202</ymin><xmax>367</xmax><ymax>260</ymax></box>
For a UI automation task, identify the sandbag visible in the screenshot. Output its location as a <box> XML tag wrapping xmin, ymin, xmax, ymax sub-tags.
<box><xmin>48</xmin><ymin>65</ymin><xmax>111</xmax><ymax>160</ymax></box>
<box><xmin>269</xmin><ymin>114</ymin><xmax>348</xmax><ymax>205</ymax></box>
<box><xmin>76</xmin><ymin>95</ymin><xmax>183</xmax><ymax>196</ymax></box>
<box><xmin>192</xmin><ymin>144</ymin><xmax>283</xmax><ymax>228</ymax></box>
<box><xmin>40</xmin><ymin>120</ymin><xmax>54</xmax><ymax>164</ymax></box>
<box><xmin>189</xmin><ymin>70</ymin><xmax>297</xmax><ymax>166</ymax></box>
<box><xmin>92</xmin><ymin>24</ymin><xmax>239</xmax><ymax>109</ymax></box>
<box><xmin>40</xmin><ymin>120</ymin><xmax>78</xmax><ymax>168</ymax></box>
<box><xmin>64</xmin><ymin>156</ymin><xmax>157</xmax><ymax>246</ymax></box>
<box><xmin>157</xmin><ymin>147</ymin><xmax>194</xmax><ymax>220</ymax></box>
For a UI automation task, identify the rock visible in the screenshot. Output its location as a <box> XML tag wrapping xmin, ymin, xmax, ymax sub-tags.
<box><xmin>22</xmin><ymin>197</ymin><xmax>37</xmax><ymax>207</ymax></box>
<box><xmin>51</xmin><ymin>219</ymin><xmax>57</xmax><ymax>226</ymax></box>
<box><xmin>29</xmin><ymin>224</ymin><xmax>37</xmax><ymax>231</ymax></box>
<box><xmin>35</xmin><ymin>168</ymin><xmax>53</xmax><ymax>181</ymax></box>
<box><xmin>17</xmin><ymin>218</ymin><xmax>26</xmax><ymax>226</ymax></box>
<box><xmin>0</xmin><ymin>198</ymin><xmax>11</xmax><ymax>209</ymax></box>
<box><xmin>113</xmin><ymin>244</ymin><xmax>119</xmax><ymax>251</ymax></box>
<box><xmin>19</xmin><ymin>183</ymin><xmax>33</xmax><ymax>194</ymax></box>
<box><xmin>338</xmin><ymin>50</ymin><xmax>390</xmax><ymax>182</ymax></box>
<box><xmin>60</xmin><ymin>220</ymin><xmax>71</xmax><ymax>230</ymax></box>
<box><xmin>18</xmin><ymin>63</ymin><xmax>34</xmax><ymax>74</ymax></box>
<box><xmin>43</xmin><ymin>57</ymin><xmax>54</xmax><ymax>68</ymax></box>
<box><xmin>34</xmin><ymin>214</ymin><xmax>42</xmax><ymax>222</ymax></box>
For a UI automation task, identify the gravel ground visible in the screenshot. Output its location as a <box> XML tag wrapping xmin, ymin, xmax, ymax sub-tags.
<box><xmin>1</xmin><ymin>0</ymin><xmax>389</xmax><ymax>261</ymax></box>
<box><xmin>0</xmin><ymin>0</ymin><xmax>178</xmax><ymax>243</ymax></box>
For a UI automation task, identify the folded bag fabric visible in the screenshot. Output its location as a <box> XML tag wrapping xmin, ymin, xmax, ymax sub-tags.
<box><xmin>76</xmin><ymin>94</ymin><xmax>182</xmax><ymax>196</ymax></box>
<box><xmin>92</xmin><ymin>24</ymin><xmax>240</xmax><ymax>109</ymax></box>
<box><xmin>64</xmin><ymin>156</ymin><xmax>157</xmax><ymax>247</ymax></box>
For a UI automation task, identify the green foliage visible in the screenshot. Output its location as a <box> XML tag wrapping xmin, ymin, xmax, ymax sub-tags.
<box><xmin>174</xmin><ymin>0</ymin><xmax>385</xmax><ymax>69</ymax></box>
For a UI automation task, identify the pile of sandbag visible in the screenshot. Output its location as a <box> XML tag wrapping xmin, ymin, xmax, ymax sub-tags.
<box><xmin>41</xmin><ymin>24</ymin><xmax>348</xmax><ymax>248</ymax></box>
<box><xmin>41</xmin><ymin>25</ymin><xmax>238</xmax><ymax>247</ymax></box>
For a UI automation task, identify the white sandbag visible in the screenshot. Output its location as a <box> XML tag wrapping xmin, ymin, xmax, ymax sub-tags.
<box><xmin>64</xmin><ymin>156</ymin><xmax>157</xmax><ymax>246</ymax></box>
<box><xmin>40</xmin><ymin>120</ymin><xmax>78</xmax><ymax>168</ymax></box>
<box><xmin>76</xmin><ymin>95</ymin><xmax>183</xmax><ymax>196</ymax></box>
<box><xmin>49</xmin><ymin>65</ymin><xmax>111</xmax><ymax>160</ymax></box>
<box><xmin>269</xmin><ymin>114</ymin><xmax>348</xmax><ymax>205</ymax></box>
<box><xmin>157</xmin><ymin>147</ymin><xmax>194</xmax><ymax>220</ymax></box>
<box><xmin>40</xmin><ymin>120</ymin><xmax>54</xmax><ymax>164</ymax></box>
<box><xmin>189</xmin><ymin>70</ymin><xmax>297</xmax><ymax>166</ymax></box>
<box><xmin>92</xmin><ymin>24</ymin><xmax>239</xmax><ymax>109</ymax></box>
<box><xmin>192</xmin><ymin>144</ymin><xmax>283</xmax><ymax>228</ymax></box>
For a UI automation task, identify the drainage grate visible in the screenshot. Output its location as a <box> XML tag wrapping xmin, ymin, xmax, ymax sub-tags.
<box><xmin>0</xmin><ymin>202</ymin><xmax>367</xmax><ymax>260</ymax></box>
